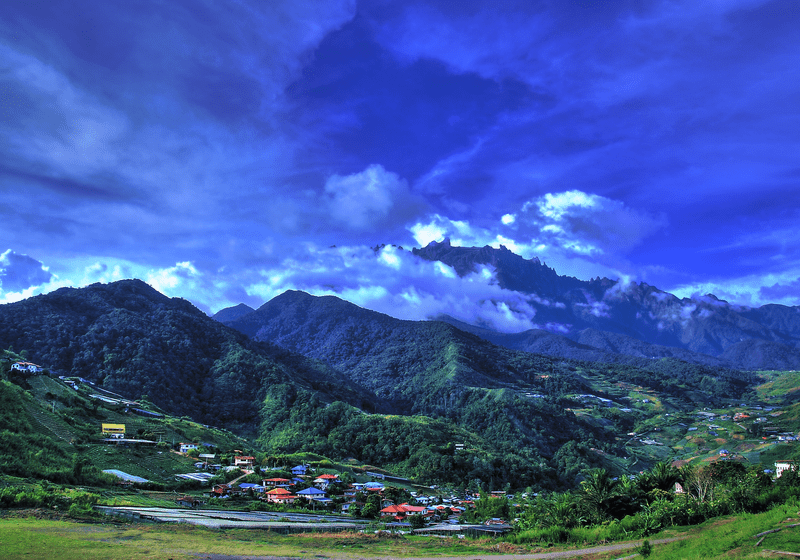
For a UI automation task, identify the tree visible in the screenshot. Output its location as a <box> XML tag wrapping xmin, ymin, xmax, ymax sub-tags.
<box><xmin>408</xmin><ymin>514</ymin><xmax>426</xmax><ymax>529</ymax></box>
<box><xmin>680</xmin><ymin>464</ymin><xmax>715</xmax><ymax>503</ymax></box>
<box><xmin>580</xmin><ymin>468</ymin><xmax>619</xmax><ymax>522</ymax></box>
<box><xmin>642</xmin><ymin>462</ymin><xmax>680</xmax><ymax>493</ymax></box>
<box><xmin>545</xmin><ymin>492</ymin><xmax>582</xmax><ymax>528</ymax></box>
<box><xmin>706</xmin><ymin>461</ymin><xmax>746</xmax><ymax>485</ymax></box>
<box><xmin>383</xmin><ymin>486</ymin><xmax>411</xmax><ymax>505</ymax></box>
<box><xmin>360</xmin><ymin>501</ymin><xmax>379</xmax><ymax>519</ymax></box>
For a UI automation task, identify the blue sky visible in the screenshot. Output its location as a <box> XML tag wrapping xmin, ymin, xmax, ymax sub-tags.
<box><xmin>2</xmin><ymin>0</ymin><xmax>799</xmax><ymax>328</ymax></box>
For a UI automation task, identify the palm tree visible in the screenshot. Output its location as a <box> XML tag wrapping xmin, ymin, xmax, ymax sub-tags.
<box><xmin>637</xmin><ymin>462</ymin><xmax>680</xmax><ymax>503</ymax></box>
<box><xmin>545</xmin><ymin>493</ymin><xmax>583</xmax><ymax>528</ymax></box>
<box><xmin>580</xmin><ymin>468</ymin><xmax>619</xmax><ymax>523</ymax></box>
<box><xmin>648</xmin><ymin>462</ymin><xmax>680</xmax><ymax>492</ymax></box>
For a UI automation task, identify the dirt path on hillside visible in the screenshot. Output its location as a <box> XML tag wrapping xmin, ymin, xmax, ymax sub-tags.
<box><xmin>186</xmin><ymin>536</ymin><xmax>687</xmax><ymax>560</ymax></box>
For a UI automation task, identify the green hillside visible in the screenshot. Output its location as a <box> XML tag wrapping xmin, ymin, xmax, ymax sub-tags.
<box><xmin>0</xmin><ymin>280</ymin><xmax>376</xmax><ymax>436</ymax></box>
<box><xmin>0</xmin><ymin>280</ymin><xmax>782</xmax><ymax>492</ymax></box>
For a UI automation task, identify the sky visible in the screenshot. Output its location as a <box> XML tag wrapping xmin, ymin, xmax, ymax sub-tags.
<box><xmin>2</xmin><ymin>0</ymin><xmax>800</xmax><ymax>329</ymax></box>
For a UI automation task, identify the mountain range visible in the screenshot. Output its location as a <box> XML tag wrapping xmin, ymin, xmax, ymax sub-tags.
<box><xmin>1</xmin><ymin>241</ymin><xmax>793</xmax><ymax>488</ymax></box>
<box><xmin>212</xmin><ymin>241</ymin><xmax>800</xmax><ymax>371</ymax></box>
<box><xmin>406</xmin><ymin>240</ymin><xmax>800</xmax><ymax>371</ymax></box>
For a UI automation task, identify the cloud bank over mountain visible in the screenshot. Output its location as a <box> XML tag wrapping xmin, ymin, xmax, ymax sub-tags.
<box><xmin>1</xmin><ymin>0</ymin><xmax>799</xmax><ymax>315</ymax></box>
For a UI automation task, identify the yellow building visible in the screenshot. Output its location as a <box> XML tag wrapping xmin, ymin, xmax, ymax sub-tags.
<box><xmin>101</xmin><ymin>423</ymin><xmax>126</xmax><ymax>436</ymax></box>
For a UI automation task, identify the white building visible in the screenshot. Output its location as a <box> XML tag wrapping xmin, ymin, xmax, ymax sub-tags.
<box><xmin>775</xmin><ymin>460</ymin><xmax>796</xmax><ymax>478</ymax></box>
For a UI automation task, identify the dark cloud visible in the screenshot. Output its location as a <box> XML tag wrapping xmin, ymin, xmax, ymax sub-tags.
<box><xmin>759</xmin><ymin>279</ymin><xmax>800</xmax><ymax>306</ymax></box>
<box><xmin>0</xmin><ymin>250</ymin><xmax>53</xmax><ymax>293</ymax></box>
<box><xmin>0</xmin><ymin>0</ymin><xmax>797</xmax><ymax>313</ymax></box>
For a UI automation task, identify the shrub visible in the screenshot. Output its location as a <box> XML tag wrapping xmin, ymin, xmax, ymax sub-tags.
<box><xmin>67</xmin><ymin>502</ymin><xmax>98</xmax><ymax>519</ymax></box>
<box><xmin>512</xmin><ymin>525</ymin><xmax>569</xmax><ymax>544</ymax></box>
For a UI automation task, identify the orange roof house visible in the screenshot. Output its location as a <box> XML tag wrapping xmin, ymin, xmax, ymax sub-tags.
<box><xmin>265</xmin><ymin>487</ymin><xmax>297</xmax><ymax>504</ymax></box>
<box><xmin>313</xmin><ymin>473</ymin><xmax>340</xmax><ymax>488</ymax></box>
<box><xmin>380</xmin><ymin>503</ymin><xmax>428</xmax><ymax>521</ymax></box>
<box><xmin>262</xmin><ymin>477</ymin><xmax>292</xmax><ymax>487</ymax></box>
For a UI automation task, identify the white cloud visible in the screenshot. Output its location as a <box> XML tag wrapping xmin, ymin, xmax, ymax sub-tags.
<box><xmin>242</xmin><ymin>244</ymin><xmax>543</xmax><ymax>332</ymax></box>
<box><xmin>666</xmin><ymin>269</ymin><xmax>800</xmax><ymax>309</ymax></box>
<box><xmin>324</xmin><ymin>164</ymin><xmax>424</xmax><ymax>231</ymax></box>
<box><xmin>146</xmin><ymin>262</ymin><xmax>200</xmax><ymax>293</ymax></box>
<box><xmin>407</xmin><ymin>189</ymin><xmax>664</xmax><ymax>284</ymax></box>
<box><xmin>534</xmin><ymin>190</ymin><xmax>598</xmax><ymax>220</ymax></box>
<box><xmin>517</xmin><ymin>189</ymin><xmax>666</xmax><ymax>256</ymax></box>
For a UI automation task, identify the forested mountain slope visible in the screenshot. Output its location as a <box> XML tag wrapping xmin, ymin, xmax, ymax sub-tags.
<box><xmin>224</xmin><ymin>289</ymin><xmax>756</xmax><ymax>486</ymax></box>
<box><xmin>0</xmin><ymin>279</ymin><xmax>758</xmax><ymax>489</ymax></box>
<box><xmin>0</xmin><ymin>280</ymin><xmax>375</xmax><ymax>434</ymax></box>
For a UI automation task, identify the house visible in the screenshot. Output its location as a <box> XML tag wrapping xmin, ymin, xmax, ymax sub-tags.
<box><xmin>775</xmin><ymin>460</ymin><xmax>797</xmax><ymax>478</ymax></box>
<box><xmin>262</xmin><ymin>477</ymin><xmax>292</xmax><ymax>488</ymax></box>
<box><xmin>234</xmin><ymin>456</ymin><xmax>255</xmax><ymax>468</ymax></box>
<box><xmin>341</xmin><ymin>501</ymin><xmax>364</xmax><ymax>514</ymax></box>
<box><xmin>238</xmin><ymin>483</ymin><xmax>265</xmax><ymax>494</ymax></box>
<box><xmin>313</xmin><ymin>473</ymin><xmax>340</xmax><ymax>489</ymax></box>
<box><xmin>291</xmin><ymin>465</ymin><xmax>310</xmax><ymax>476</ymax></box>
<box><xmin>265</xmin><ymin>487</ymin><xmax>297</xmax><ymax>504</ymax></box>
<box><xmin>175</xmin><ymin>495</ymin><xmax>202</xmax><ymax>508</ymax></box>
<box><xmin>102</xmin><ymin>424</ymin><xmax>126</xmax><ymax>438</ymax></box>
<box><xmin>297</xmin><ymin>487</ymin><xmax>327</xmax><ymax>500</ymax></box>
<box><xmin>363</xmin><ymin>482</ymin><xmax>384</xmax><ymax>492</ymax></box>
<box><xmin>11</xmin><ymin>362</ymin><xmax>42</xmax><ymax>374</ymax></box>
<box><xmin>211</xmin><ymin>484</ymin><xmax>231</xmax><ymax>497</ymax></box>
<box><xmin>179</xmin><ymin>443</ymin><xmax>199</xmax><ymax>454</ymax></box>
<box><xmin>380</xmin><ymin>503</ymin><xmax>428</xmax><ymax>522</ymax></box>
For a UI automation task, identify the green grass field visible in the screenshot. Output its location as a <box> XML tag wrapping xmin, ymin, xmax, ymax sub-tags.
<box><xmin>644</xmin><ymin>501</ymin><xmax>800</xmax><ymax>559</ymax></box>
<box><xmin>0</xmin><ymin>516</ymin><xmax>530</xmax><ymax>559</ymax></box>
<box><xmin>3</xmin><ymin>500</ymin><xmax>800</xmax><ymax>560</ymax></box>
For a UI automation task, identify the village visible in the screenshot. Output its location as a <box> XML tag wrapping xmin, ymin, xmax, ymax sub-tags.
<box><xmin>94</xmin><ymin>419</ymin><xmax>800</xmax><ymax>535</ymax></box>
<box><xmin>98</xmin><ymin>422</ymin><xmax>496</xmax><ymax>530</ymax></box>
<box><xmin>7</xmin><ymin>359</ymin><xmax>800</xmax><ymax>534</ymax></box>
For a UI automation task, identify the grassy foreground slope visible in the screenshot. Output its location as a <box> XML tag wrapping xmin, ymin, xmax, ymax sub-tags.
<box><xmin>1</xmin><ymin>499</ymin><xmax>799</xmax><ymax>560</ymax></box>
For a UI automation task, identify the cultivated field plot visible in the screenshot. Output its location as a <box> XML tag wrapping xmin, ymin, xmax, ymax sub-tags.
<box><xmin>96</xmin><ymin>505</ymin><xmax>369</xmax><ymax>530</ymax></box>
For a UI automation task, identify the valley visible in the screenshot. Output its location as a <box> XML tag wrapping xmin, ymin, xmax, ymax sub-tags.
<box><xmin>2</xmin><ymin>259</ymin><xmax>800</xmax><ymax>558</ymax></box>
<box><xmin>4</xmin><ymin>348</ymin><xmax>799</xmax><ymax>491</ymax></box>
